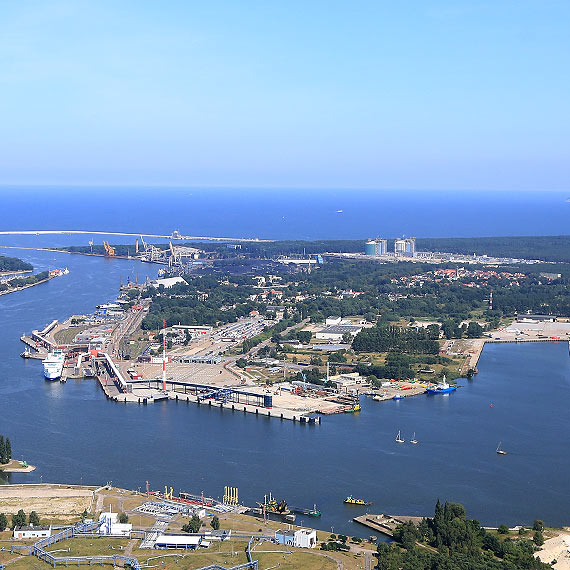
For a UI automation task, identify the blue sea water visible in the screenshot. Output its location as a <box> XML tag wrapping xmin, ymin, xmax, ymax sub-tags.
<box><xmin>0</xmin><ymin>186</ymin><xmax>569</xmax><ymax>242</ymax></box>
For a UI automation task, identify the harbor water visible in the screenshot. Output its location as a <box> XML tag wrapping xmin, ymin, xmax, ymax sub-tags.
<box><xmin>1</xmin><ymin>248</ymin><xmax>570</xmax><ymax>535</ymax></box>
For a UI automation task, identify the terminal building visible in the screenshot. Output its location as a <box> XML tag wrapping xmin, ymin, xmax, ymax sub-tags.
<box><xmin>365</xmin><ymin>239</ymin><xmax>388</xmax><ymax>256</ymax></box>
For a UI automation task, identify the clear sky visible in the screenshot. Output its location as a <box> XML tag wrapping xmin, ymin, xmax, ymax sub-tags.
<box><xmin>1</xmin><ymin>1</ymin><xmax>568</xmax><ymax>190</ymax></box>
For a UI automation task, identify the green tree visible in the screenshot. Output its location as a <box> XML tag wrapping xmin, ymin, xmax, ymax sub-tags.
<box><xmin>5</xmin><ymin>438</ymin><xmax>11</xmax><ymax>462</ymax></box>
<box><xmin>328</xmin><ymin>351</ymin><xmax>347</xmax><ymax>363</ymax></box>
<box><xmin>310</xmin><ymin>355</ymin><xmax>323</xmax><ymax>366</ymax></box>
<box><xmin>533</xmin><ymin>530</ymin><xmax>545</xmax><ymax>546</ymax></box>
<box><xmin>0</xmin><ymin>513</ymin><xmax>8</xmax><ymax>532</ymax></box>
<box><xmin>0</xmin><ymin>436</ymin><xmax>5</xmax><ymax>464</ymax></box>
<box><xmin>296</xmin><ymin>331</ymin><xmax>312</xmax><ymax>344</ymax></box>
<box><xmin>12</xmin><ymin>509</ymin><xmax>26</xmax><ymax>529</ymax></box>
<box><xmin>533</xmin><ymin>520</ymin><xmax>544</xmax><ymax>532</ymax></box>
<box><xmin>182</xmin><ymin>514</ymin><xmax>201</xmax><ymax>533</ymax></box>
<box><xmin>497</xmin><ymin>524</ymin><xmax>509</xmax><ymax>534</ymax></box>
<box><xmin>466</xmin><ymin>321</ymin><xmax>483</xmax><ymax>338</ymax></box>
<box><xmin>342</xmin><ymin>332</ymin><xmax>353</xmax><ymax>344</ymax></box>
<box><xmin>210</xmin><ymin>516</ymin><xmax>220</xmax><ymax>530</ymax></box>
<box><xmin>236</xmin><ymin>358</ymin><xmax>247</xmax><ymax>369</ymax></box>
<box><xmin>118</xmin><ymin>513</ymin><xmax>129</xmax><ymax>524</ymax></box>
<box><xmin>28</xmin><ymin>511</ymin><xmax>40</xmax><ymax>526</ymax></box>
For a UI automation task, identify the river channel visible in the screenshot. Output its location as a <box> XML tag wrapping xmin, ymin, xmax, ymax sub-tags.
<box><xmin>1</xmin><ymin>248</ymin><xmax>569</xmax><ymax>536</ymax></box>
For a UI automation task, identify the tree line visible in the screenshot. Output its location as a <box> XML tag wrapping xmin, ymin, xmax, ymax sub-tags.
<box><xmin>0</xmin><ymin>435</ymin><xmax>12</xmax><ymax>464</ymax></box>
<box><xmin>0</xmin><ymin>271</ymin><xmax>50</xmax><ymax>293</ymax></box>
<box><xmin>0</xmin><ymin>509</ymin><xmax>41</xmax><ymax>531</ymax></box>
<box><xmin>0</xmin><ymin>255</ymin><xmax>33</xmax><ymax>272</ymax></box>
<box><xmin>377</xmin><ymin>500</ymin><xmax>551</xmax><ymax>570</ymax></box>
<box><xmin>352</xmin><ymin>324</ymin><xmax>440</xmax><ymax>354</ymax></box>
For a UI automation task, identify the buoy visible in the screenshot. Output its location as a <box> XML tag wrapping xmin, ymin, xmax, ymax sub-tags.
<box><xmin>490</xmin><ymin>404</ymin><xmax>493</xmax><ymax>408</ymax></box>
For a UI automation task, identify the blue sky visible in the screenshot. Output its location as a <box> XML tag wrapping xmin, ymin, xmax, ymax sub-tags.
<box><xmin>0</xmin><ymin>1</ymin><xmax>568</xmax><ymax>190</ymax></box>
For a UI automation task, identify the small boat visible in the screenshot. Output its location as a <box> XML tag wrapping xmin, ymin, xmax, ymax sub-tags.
<box><xmin>392</xmin><ymin>395</ymin><xmax>404</xmax><ymax>400</ymax></box>
<box><xmin>346</xmin><ymin>402</ymin><xmax>361</xmax><ymax>413</ymax></box>
<box><xmin>496</xmin><ymin>442</ymin><xmax>507</xmax><ymax>455</ymax></box>
<box><xmin>426</xmin><ymin>375</ymin><xmax>457</xmax><ymax>394</ymax></box>
<box><xmin>396</xmin><ymin>430</ymin><xmax>405</xmax><ymax>443</ymax></box>
<box><xmin>410</xmin><ymin>432</ymin><xmax>418</xmax><ymax>444</ymax></box>
<box><xmin>344</xmin><ymin>496</ymin><xmax>372</xmax><ymax>506</ymax></box>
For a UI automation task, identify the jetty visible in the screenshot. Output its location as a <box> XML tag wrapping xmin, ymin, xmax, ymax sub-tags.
<box><xmin>354</xmin><ymin>513</ymin><xmax>425</xmax><ymax>536</ymax></box>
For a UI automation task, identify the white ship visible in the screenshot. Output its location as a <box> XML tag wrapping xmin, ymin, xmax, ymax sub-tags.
<box><xmin>43</xmin><ymin>349</ymin><xmax>64</xmax><ymax>380</ymax></box>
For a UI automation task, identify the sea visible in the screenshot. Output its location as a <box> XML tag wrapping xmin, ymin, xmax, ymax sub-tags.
<box><xmin>0</xmin><ymin>186</ymin><xmax>569</xmax><ymax>241</ymax></box>
<box><xmin>0</xmin><ymin>187</ymin><xmax>569</xmax><ymax>536</ymax></box>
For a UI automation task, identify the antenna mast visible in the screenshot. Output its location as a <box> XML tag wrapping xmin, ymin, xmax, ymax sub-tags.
<box><xmin>162</xmin><ymin>318</ymin><xmax>167</xmax><ymax>391</ymax></box>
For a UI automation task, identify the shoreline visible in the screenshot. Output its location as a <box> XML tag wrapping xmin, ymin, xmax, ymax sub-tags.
<box><xmin>0</xmin><ymin>459</ymin><xmax>36</xmax><ymax>472</ymax></box>
<box><xmin>0</xmin><ymin>275</ymin><xmax>55</xmax><ymax>297</ymax></box>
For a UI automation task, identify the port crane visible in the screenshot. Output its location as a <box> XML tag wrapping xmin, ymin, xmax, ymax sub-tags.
<box><xmin>138</xmin><ymin>235</ymin><xmax>167</xmax><ymax>263</ymax></box>
<box><xmin>102</xmin><ymin>241</ymin><xmax>115</xmax><ymax>256</ymax></box>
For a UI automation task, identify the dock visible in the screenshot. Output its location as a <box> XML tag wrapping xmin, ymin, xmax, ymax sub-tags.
<box><xmin>370</xmin><ymin>386</ymin><xmax>427</xmax><ymax>402</ymax></box>
<box><xmin>354</xmin><ymin>513</ymin><xmax>425</xmax><ymax>536</ymax></box>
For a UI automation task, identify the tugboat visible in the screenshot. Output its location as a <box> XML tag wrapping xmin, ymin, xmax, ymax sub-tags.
<box><xmin>344</xmin><ymin>496</ymin><xmax>372</xmax><ymax>506</ymax></box>
<box><xmin>426</xmin><ymin>375</ymin><xmax>457</xmax><ymax>394</ymax></box>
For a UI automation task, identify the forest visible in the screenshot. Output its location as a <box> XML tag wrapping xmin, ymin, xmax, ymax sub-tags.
<box><xmin>141</xmin><ymin>274</ymin><xmax>260</xmax><ymax>330</ymax></box>
<box><xmin>0</xmin><ymin>255</ymin><xmax>32</xmax><ymax>273</ymax></box>
<box><xmin>352</xmin><ymin>324</ymin><xmax>440</xmax><ymax>354</ymax></box>
<box><xmin>378</xmin><ymin>500</ymin><xmax>551</xmax><ymax>570</ymax></box>
<box><xmin>291</xmin><ymin>260</ymin><xmax>570</xmax><ymax>321</ymax></box>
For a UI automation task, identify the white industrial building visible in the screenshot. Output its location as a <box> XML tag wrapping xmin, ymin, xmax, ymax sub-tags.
<box><xmin>98</xmin><ymin>511</ymin><xmax>132</xmax><ymax>537</ymax></box>
<box><xmin>154</xmin><ymin>534</ymin><xmax>202</xmax><ymax>550</ymax></box>
<box><xmin>153</xmin><ymin>276</ymin><xmax>186</xmax><ymax>289</ymax></box>
<box><xmin>328</xmin><ymin>372</ymin><xmax>367</xmax><ymax>392</ymax></box>
<box><xmin>275</xmin><ymin>528</ymin><xmax>317</xmax><ymax>548</ymax></box>
<box><xmin>315</xmin><ymin>324</ymin><xmax>363</xmax><ymax>342</ymax></box>
<box><xmin>13</xmin><ymin>525</ymin><xmax>52</xmax><ymax>539</ymax></box>
<box><xmin>325</xmin><ymin>316</ymin><xmax>342</xmax><ymax>326</ymax></box>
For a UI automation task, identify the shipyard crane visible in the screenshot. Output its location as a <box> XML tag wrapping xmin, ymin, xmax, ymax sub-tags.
<box><xmin>168</xmin><ymin>241</ymin><xmax>182</xmax><ymax>267</ymax></box>
<box><xmin>103</xmin><ymin>241</ymin><xmax>115</xmax><ymax>256</ymax></box>
<box><xmin>138</xmin><ymin>235</ymin><xmax>166</xmax><ymax>263</ymax></box>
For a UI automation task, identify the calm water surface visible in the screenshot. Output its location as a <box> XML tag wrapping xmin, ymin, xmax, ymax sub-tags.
<box><xmin>1</xmin><ymin>249</ymin><xmax>569</xmax><ymax>535</ymax></box>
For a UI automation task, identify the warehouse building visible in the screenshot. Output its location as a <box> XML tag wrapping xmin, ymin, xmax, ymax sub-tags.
<box><xmin>13</xmin><ymin>525</ymin><xmax>52</xmax><ymax>539</ymax></box>
<box><xmin>315</xmin><ymin>324</ymin><xmax>363</xmax><ymax>342</ymax></box>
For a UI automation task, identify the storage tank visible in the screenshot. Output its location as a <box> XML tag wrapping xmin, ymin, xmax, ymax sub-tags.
<box><xmin>365</xmin><ymin>240</ymin><xmax>377</xmax><ymax>255</ymax></box>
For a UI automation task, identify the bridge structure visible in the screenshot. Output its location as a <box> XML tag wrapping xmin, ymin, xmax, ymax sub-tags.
<box><xmin>0</xmin><ymin>230</ymin><xmax>273</xmax><ymax>243</ymax></box>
